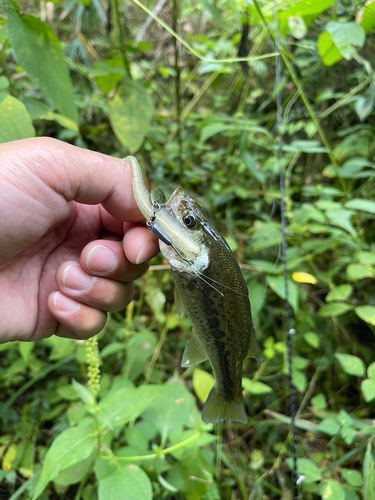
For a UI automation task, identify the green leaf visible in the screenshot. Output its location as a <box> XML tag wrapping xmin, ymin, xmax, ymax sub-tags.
<box><xmin>335</xmin><ymin>353</ymin><xmax>365</xmax><ymax>377</ymax></box>
<box><xmin>288</xmin><ymin>16</ymin><xmax>307</xmax><ymax>39</ymax></box>
<box><xmin>358</xmin><ymin>251</ymin><xmax>375</xmax><ymax>265</ymax></box>
<box><xmin>250</xmin><ymin>449</ymin><xmax>265</xmax><ymax>470</ymax></box>
<box><xmin>338</xmin><ymin>409</ymin><xmax>353</xmax><ymax>427</ymax></box>
<box><xmin>98</xmin><ymin>385</ymin><xmax>157</xmax><ymax>430</ymax></box>
<box><xmin>326</xmin><ymin>210</ymin><xmax>356</xmax><ymax>236</ymax></box>
<box><xmin>327</xmin><ymin>21</ymin><xmax>365</xmax><ymax>53</ymax></box>
<box><xmin>341</xmin><ymin>425</ymin><xmax>355</xmax><ymax>445</ymax></box>
<box><xmin>368</xmin><ymin>362</ymin><xmax>375</xmax><ymax>379</ymax></box>
<box><xmin>347</xmin><ymin>263</ymin><xmax>373</xmax><ymax>281</ymax></box>
<box><xmin>92</xmin><ymin>58</ymin><xmax>126</xmax><ymax>94</ymax></box>
<box><xmin>311</xmin><ymin>393</ymin><xmax>326</xmax><ymax>409</ymax></box>
<box><xmin>142</xmin><ymin>380</ymin><xmax>196</xmax><ymax>436</ymax></box>
<box><xmin>98</xmin><ymin>463</ymin><xmax>152</xmax><ymax>500</ymax></box>
<box><xmin>0</xmin><ymin>95</ymin><xmax>35</xmax><ymax>142</ymax></box>
<box><xmin>72</xmin><ymin>379</ymin><xmax>96</xmax><ymax>406</ymax></box>
<box><xmin>341</xmin><ymin>469</ymin><xmax>363</xmax><ymax>487</ymax></box>
<box><xmin>33</xmin><ymin>425</ymin><xmax>96</xmax><ymax>498</ymax></box>
<box><xmin>357</xmin><ymin>1</ymin><xmax>375</xmax><ymax>34</ymax></box>
<box><xmin>321</xmin><ymin>480</ymin><xmax>345</xmax><ymax>500</ymax></box>
<box><xmin>282</xmin><ymin>0</ymin><xmax>336</xmax><ymax>17</ymax></box>
<box><xmin>297</xmin><ymin>458</ymin><xmax>321</xmax><ymax>483</ymax></box>
<box><xmin>318</xmin><ymin>22</ymin><xmax>366</xmax><ymax>66</ymax></box>
<box><xmin>54</xmin><ymin>454</ymin><xmax>94</xmax><ymax>486</ymax></box>
<box><xmin>361</xmin><ymin>379</ymin><xmax>375</xmax><ymax>402</ymax></box>
<box><xmin>195</xmin><ymin>0</ymin><xmax>223</xmax><ymax>25</ymax></box>
<box><xmin>193</xmin><ymin>369</ymin><xmax>214</xmax><ymax>403</ymax></box>
<box><xmin>7</xmin><ymin>11</ymin><xmax>78</xmax><ymax>123</ymax></box>
<box><xmin>242</xmin><ymin>379</ymin><xmax>273</xmax><ymax>395</ymax></box>
<box><xmin>123</xmin><ymin>332</ymin><xmax>158</xmax><ymax>381</ymax></box>
<box><xmin>177</xmin><ymin>448</ymin><xmax>212</xmax><ymax>500</ymax></box>
<box><xmin>266</xmin><ymin>275</ymin><xmax>299</xmax><ymax>313</ymax></box>
<box><xmin>293</xmin><ymin>370</ymin><xmax>307</xmax><ymax>392</ymax></box>
<box><xmin>303</xmin><ymin>332</ymin><xmax>320</xmax><ymax>348</ymax></box>
<box><xmin>319</xmin><ymin>303</ymin><xmax>352</xmax><ymax>317</ymax></box>
<box><xmin>18</xmin><ymin>341</ymin><xmax>34</xmax><ymax>361</ymax></box>
<box><xmin>355</xmin><ymin>305</ymin><xmax>375</xmax><ymax>326</ymax></box>
<box><xmin>355</xmin><ymin>93</ymin><xmax>375</xmax><ymax>122</ymax></box>
<box><xmin>318</xmin><ymin>417</ymin><xmax>340</xmax><ymax>436</ymax></box>
<box><xmin>363</xmin><ymin>443</ymin><xmax>375</xmax><ymax>500</ymax></box>
<box><xmin>200</xmin><ymin>122</ymin><xmax>269</xmax><ymax>143</ymax></box>
<box><xmin>108</xmin><ymin>78</ymin><xmax>154</xmax><ymax>152</ymax></box>
<box><xmin>326</xmin><ymin>284</ymin><xmax>353</xmax><ymax>302</ymax></box>
<box><xmin>318</xmin><ymin>32</ymin><xmax>342</xmax><ymax>66</ymax></box>
<box><xmin>345</xmin><ymin>198</ymin><xmax>375</xmax><ymax>214</ymax></box>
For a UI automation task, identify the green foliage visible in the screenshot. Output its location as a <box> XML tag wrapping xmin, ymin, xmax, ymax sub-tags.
<box><xmin>1</xmin><ymin>0</ymin><xmax>375</xmax><ymax>499</ymax></box>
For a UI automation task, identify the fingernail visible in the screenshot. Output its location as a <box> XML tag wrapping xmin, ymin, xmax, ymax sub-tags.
<box><xmin>86</xmin><ymin>245</ymin><xmax>117</xmax><ymax>273</ymax></box>
<box><xmin>136</xmin><ymin>240</ymin><xmax>158</xmax><ymax>265</ymax></box>
<box><xmin>62</xmin><ymin>264</ymin><xmax>92</xmax><ymax>291</ymax></box>
<box><xmin>53</xmin><ymin>292</ymin><xmax>79</xmax><ymax>313</ymax></box>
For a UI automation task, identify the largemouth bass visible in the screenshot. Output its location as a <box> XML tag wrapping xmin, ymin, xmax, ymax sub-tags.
<box><xmin>126</xmin><ymin>156</ymin><xmax>257</xmax><ymax>424</ymax></box>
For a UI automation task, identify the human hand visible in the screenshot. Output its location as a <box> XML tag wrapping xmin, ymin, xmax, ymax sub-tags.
<box><xmin>0</xmin><ymin>137</ymin><xmax>159</xmax><ymax>342</ymax></box>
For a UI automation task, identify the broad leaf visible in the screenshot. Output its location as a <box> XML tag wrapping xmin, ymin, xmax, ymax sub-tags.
<box><xmin>33</xmin><ymin>425</ymin><xmax>96</xmax><ymax>498</ymax></box>
<box><xmin>98</xmin><ymin>385</ymin><xmax>157</xmax><ymax>430</ymax></box>
<box><xmin>368</xmin><ymin>362</ymin><xmax>375</xmax><ymax>379</ymax></box>
<box><xmin>321</xmin><ymin>480</ymin><xmax>345</xmax><ymax>500</ymax></box>
<box><xmin>363</xmin><ymin>443</ymin><xmax>375</xmax><ymax>500</ymax></box>
<box><xmin>267</xmin><ymin>275</ymin><xmax>299</xmax><ymax>313</ymax></box>
<box><xmin>335</xmin><ymin>353</ymin><xmax>365</xmax><ymax>377</ymax></box>
<box><xmin>361</xmin><ymin>379</ymin><xmax>375</xmax><ymax>402</ymax></box>
<box><xmin>318</xmin><ymin>22</ymin><xmax>365</xmax><ymax>66</ymax></box>
<box><xmin>341</xmin><ymin>469</ymin><xmax>363</xmax><ymax>487</ymax></box>
<box><xmin>326</xmin><ymin>210</ymin><xmax>355</xmax><ymax>236</ymax></box>
<box><xmin>0</xmin><ymin>95</ymin><xmax>35</xmax><ymax>142</ymax></box>
<box><xmin>142</xmin><ymin>380</ymin><xmax>195</xmax><ymax>436</ymax></box>
<box><xmin>357</xmin><ymin>1</ymin><xmax>375</xmax><ymax>34</ymax></box>
<box><xmin>319</xmin><ymin>303</ymin><xmax>351</xmax><ymax>317</ymax></box>
<box><xmin>242</xmin><ymin>379</ymin><xmax>273</xmax><ymax>395</ymax></box>
<box><xmin>345</xmin><ymin>198</ymin><xmax>375</xmax><ymax>214</ymax></box>
<box><xmin>346</xmin><ymin>263</ymin><xmax>373</xmax><ymax>281</ymax></box>
<box><xmin>326</xmin><ymin>285</ymin><xmax>352</xmax><ymax>302</ymax></box>
<box><xmin>123</xmin><ymin>331</ymin><xmax>158</xmax><ymax>381</ymax></box>
<box><xmin>7</xmin><ymin>11</ymin><xmax>78</xmax><ymax>123</ymax></box>
<box><xmin>108</xmin><ymin>78</ymin><xmax>154</xmax><ymax>152</ymax></box>
<box><xmin>318</xmin><ymin>417</ymin><xmax>340</xmax><ymax>436</ymax></box>
<box><xmin>297</xmin><ymin>458</ymin><xmax>321</xmax><ymax>483</ymax></box>
<box><xmin>193</xmin><ymin>369</ymin><xmax>214</xmax><ymax>403</ymax></box>
<box><xmin>355</xmin><ymin>305</ymin><xmax>375</xmax><ymax>326</ymax></box>
<box><xmin>98</xmin><ymin>464</ymin><xmax>152</xmax><ymax>500</ymax></box>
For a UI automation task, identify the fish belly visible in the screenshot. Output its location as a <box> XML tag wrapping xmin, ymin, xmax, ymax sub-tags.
<box><xmin>173</xmin><ymin>268</ymin><xmax>251</xmax><ymax>424</ymax></box>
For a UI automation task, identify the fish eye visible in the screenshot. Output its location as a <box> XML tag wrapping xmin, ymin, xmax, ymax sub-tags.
<box><xmin>182</xmin><ymin>214</ymin><xmax>196</xmax><ymax>229</ymax></box>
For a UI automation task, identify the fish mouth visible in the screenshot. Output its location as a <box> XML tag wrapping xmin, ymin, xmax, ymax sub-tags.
<box><xmin>126</xmin><ymin>156</ymin><xmax>200</xmax><ymax>260</ymax></box>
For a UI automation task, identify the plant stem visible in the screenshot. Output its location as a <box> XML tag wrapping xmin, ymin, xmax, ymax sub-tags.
<box><xmin>173</xmin><ymin>0</ymin><xmax>183</xmax><ymax>180</ymax></box>
<box><xmin>111</xmin><ymin>0</ymin><xmax>131</xmax><ymax>77</ymax></box>
<box><xmin>100</xmin><ymin>430</ymin><xmax>202</xmax><ymax>462</ymax></box>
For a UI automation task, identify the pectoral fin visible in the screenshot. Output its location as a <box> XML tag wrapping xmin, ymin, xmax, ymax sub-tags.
<box><xmin>181</xmin><ymin>329</ymin><xmax>208</xmax><ymax>367</ymax></box>
<box><xmin>246</xmin><ymin>327</ymin><xmax>260</xmax><ymax>361</ymax></box>
<box><xmin>174</xmin><ymin>287</ymin><xmax>183</xmax><ymax>319</ymax></box>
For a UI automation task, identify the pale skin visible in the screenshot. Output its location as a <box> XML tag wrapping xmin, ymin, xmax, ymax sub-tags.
<box><xmin>0</xmin><ymin>137</ymin><xmax>159</xmax><ymax>343</ymax></box>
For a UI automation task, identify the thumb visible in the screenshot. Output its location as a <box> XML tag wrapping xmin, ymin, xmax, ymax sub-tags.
<box><xmin>14</xmin><ymin>137</ymin><xmax>145</xmax><ymax>222</ymax></box>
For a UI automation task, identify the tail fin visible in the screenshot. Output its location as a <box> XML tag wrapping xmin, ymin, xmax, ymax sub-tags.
<box><xmin>201</xmin><ymin>386</ymin><xmax>248</xmax><ymax>424</ymax></box>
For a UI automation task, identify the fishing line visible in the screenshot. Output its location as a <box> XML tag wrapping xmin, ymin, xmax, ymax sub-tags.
<box><xmin>274</xmin><ymin>5</ymin><xmax>299</xmax><ymax>499</ymax></box>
